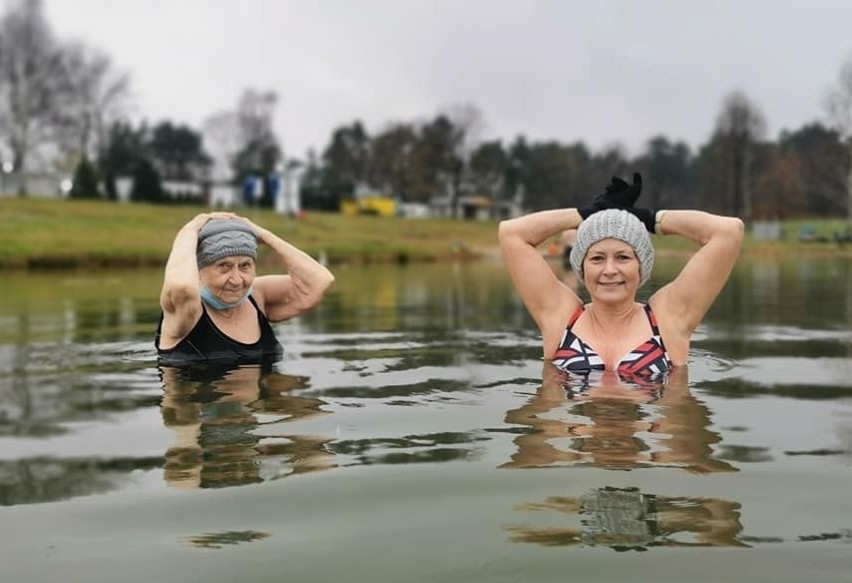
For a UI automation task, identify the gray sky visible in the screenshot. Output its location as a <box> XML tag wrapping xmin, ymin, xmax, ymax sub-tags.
<box><xmin>43</xmin><ymin>0</ymin><xmax>852</xmax><ymax>159</ymax></box>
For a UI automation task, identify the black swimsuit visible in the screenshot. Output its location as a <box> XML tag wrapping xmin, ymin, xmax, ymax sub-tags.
<box><xmin>156</xmin><ymin>295</ymin><xmax>282</xmax><ymax>366</ymax></box>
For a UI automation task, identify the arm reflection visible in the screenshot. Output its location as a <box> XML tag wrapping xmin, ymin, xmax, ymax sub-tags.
<box><xmin>159</xmin><ymin>364</ymin><xmax>335</xmax><ymax>490</ymax></box>
<box><xmin>501</xmin><ymin>363</ymin><xmax>735</xmax><ymax>474</ymax></box>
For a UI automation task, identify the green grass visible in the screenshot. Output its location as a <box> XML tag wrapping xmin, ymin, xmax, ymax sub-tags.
<box><xmin>1</xmin><ymin>198</ymin><xmax>850</xmax><ymax>269</ymax></box>
<box><xmin>0</xmin><ymin>198</ymin><xmax>501</xmax><ymax>268</ymax></box>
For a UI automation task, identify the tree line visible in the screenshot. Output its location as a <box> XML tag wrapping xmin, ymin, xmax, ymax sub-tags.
<box><xmin>2</xmin><ymin>0</ymin><xmax>852</xmax><ymax>221</ymax></box>
<box><xmin>305</xmin><ymin>92</ymin><xmax>852</xmax><ymax>221</ymax></box>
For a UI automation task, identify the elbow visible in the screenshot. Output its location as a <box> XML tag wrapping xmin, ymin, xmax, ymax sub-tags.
<box><xmin>498</xmin><ymin>219</ymin><xmax>517</xmax><ymax>246</ymax></box>
<box><xmin>727</xmin><ymin>217</ymin><xmax>745</xmax><ymax>243</ymax></box>
<box><xmin>322</xmin><ymin>270</ymin><xmax>335</xmax><ymax>293</ymax></box>
<box><xmin>305</xmin><ymin>271</ymin><xmax>335</xmax><ymax>310</ymax></box>
<box><xmin>713</xmin><ymin>216</ymin><xmax>744</xmax><ymax>251</ymax></box>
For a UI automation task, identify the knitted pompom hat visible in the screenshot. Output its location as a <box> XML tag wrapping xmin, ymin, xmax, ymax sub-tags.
<box><xmin>569</xmin><ymin>209</ymin><xmax>654</xmax><ymax>286</ymax></box>
<box><xmin>196</xmin><ymin>219</ymin><xmax>257</xmax><ymax>267</ymax></box>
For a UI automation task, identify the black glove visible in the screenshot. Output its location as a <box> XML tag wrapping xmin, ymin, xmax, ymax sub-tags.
<box><xmin>610</xmin><ymin>173</ymin><xmax>655</xmax><ymax>233</ymax></box>
<box><xmin>625</xmin><ymin>206</ymin><xmax>656</xmax><ymax>234</ymax></box>
<box><xmin>578</xmin><ymin>172</ymin><xmax>643</xmax><ymax>219</ymax></box>
<box><xmin>578</xmin><ymin>193</ymin><xmax>608</xmax><ymax>219</ymax></box>
<box><xmin>602</xmin><ymin>172</ymin><xmax>642</xmax><ymax>208</ymax></box>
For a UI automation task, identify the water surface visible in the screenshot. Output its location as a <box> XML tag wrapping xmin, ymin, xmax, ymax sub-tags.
<box><xmin>1</xmin><ymin>258</ymin><xmax>852</xmax><ymax>581</ymax></box>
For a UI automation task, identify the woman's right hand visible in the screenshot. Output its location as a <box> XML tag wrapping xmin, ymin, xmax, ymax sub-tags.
<box><xmin>579</xmin><ymin>172</ymin><xmax>643</xmax><ymax>219</ymax></box>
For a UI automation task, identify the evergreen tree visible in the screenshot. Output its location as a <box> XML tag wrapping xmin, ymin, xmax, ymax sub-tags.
<box><xmin>68</xmin><ymin>157</ymin><xmax>101</xmax><ymax>199</ymax></box>
<box><xmin>98</xmin><ymin>121</ymin><xmax>147</xmax><ymax>201</ymax></box>
<box><xmin>148</xmin><ymin>121</ymin><xmax>211</xmax><ymax>181</ymax></box>
<box><xmin>130</xmin><ymin>158</ymin><xmax>165</xmax><ymax>203</ymax></box>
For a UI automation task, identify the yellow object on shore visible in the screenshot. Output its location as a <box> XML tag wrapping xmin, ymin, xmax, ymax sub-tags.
<box><xmin>341</xmin><ymin>196</ymin><xmax>396</xmax><ymax>217</ymax></box>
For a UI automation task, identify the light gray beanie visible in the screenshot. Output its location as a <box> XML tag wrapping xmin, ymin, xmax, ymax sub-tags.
<box><xmin>196</xmin><ymin>219</ymin><xmax>257</xmax><ymax>267</ymax></box>
<box><xmin>569</xmin><ymin>209</ymin><xmax>654</xmax><ymax>285</ymax></box>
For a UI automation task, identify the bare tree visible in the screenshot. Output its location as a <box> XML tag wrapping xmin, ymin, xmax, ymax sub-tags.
<box><xmin>204</xmin><ymin>89</ymin><xmax>281</xmax><ymax>185</ymax></box>
<box><xmin>56</xmin><ymin>42</ymin><xmax>132</xmax><ymax>165</ymax></box>
<box><xmin>438</xmin><ymin>102</ymin><xmax>486</xmax><ymax>215</ymax></box>
<box><xmin>236</xmin><ymin>89</ymin><xmax>279</xmax><ymax>150</ymax></box>
<box><xmin>0</xmin><ymin>0</ymin><xmax>67</xmax><ymax>193</ymax></box>
<box><xmin>202</xmin><ymin>110</ymin><xmax>241</xmax><ymax>182</ymax></box>
<box><xmin>441</xmin><ymin>102</ymin><xmax>486</xmax><ymax>162</ymax></box>
<box><xmin>824</xmin><ymin>56</ymin><xmax>852</xmax><ymax>225</ymax></box>
<box><xmin>714</xmin><ymin>90</ymin><xmax>767</xmax><ymax>220</ymax></box>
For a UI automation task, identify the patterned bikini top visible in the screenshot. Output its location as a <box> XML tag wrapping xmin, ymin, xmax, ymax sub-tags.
<box><xmin>552</xmin><ymin>304</ymin><xmax>671</xmax><ymax>379</ymax></box>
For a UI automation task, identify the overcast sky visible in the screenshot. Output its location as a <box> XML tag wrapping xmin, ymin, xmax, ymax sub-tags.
<box><xmin>41</xmin><ymin>0</ymin><xmax>852</xmax><ymax>160</ymax></box>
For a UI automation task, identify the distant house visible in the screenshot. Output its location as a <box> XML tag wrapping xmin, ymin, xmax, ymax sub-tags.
<box><xmin>115</xmin><ymin>174</ymin><xmax>300</xmax><ymax>214</ymax></box>
<box><xmin>490</xmin><ymin>199</ymin><xmax>524</xmax><ymax>220</ymax></box>
<box><xmin>429</xmin><ymin>195</ymin><xmax>523</xmax><ymax>221</ymax></box>
<box><xmin>0</xmin><ymin>171</ymin><xmax>70</xmax><ymax>198</ymax></box>
<box><xmin>113</xmin><ymin>176</ymin><xmax>211</xmax><ymax>203</ymax></box>
<box><xmin>398</xmin><ymin>202</ymin><xmax>431</xmax><ymax>218</ymax></box>
<box><xmin>209</xmin><ymin>182</ymin><xmax>239</xmax><ymax>208</ymax></box>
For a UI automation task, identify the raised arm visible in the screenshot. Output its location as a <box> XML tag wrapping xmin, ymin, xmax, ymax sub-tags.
<box><xmin>246</xmin><ymin>222</ymin><xmax>335</xmax><ymax>323</ymax></box>
<box><xmin>650</xmin><ymin>210</ymin><xmax>744</xmax><ymax>338</ymax></box>
<box><xmin>160</xmin><ymin>213</ymin><xmax>235</xmax><ymax>340</ymax></box>
<box><xmin>498</xmin><ymin>209</ymin><xmax>584</xmax><ymax>337</ymax></box>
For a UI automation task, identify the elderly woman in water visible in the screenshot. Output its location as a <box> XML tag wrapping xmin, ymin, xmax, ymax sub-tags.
<box><xmin>498</xmin><ymin>174</ymin><xmax>743</xmax><ymax>378</ymax></box>
<box><xmin>156</xmin><ymin>212</ymin><xmax>334</xmax><ymax>365</ymax></box>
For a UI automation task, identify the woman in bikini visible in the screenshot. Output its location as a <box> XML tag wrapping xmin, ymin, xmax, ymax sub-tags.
<box><xmin>498</xmin><ymin>173</ymin><xmax>743</xmax><ymax>380</ymax></box>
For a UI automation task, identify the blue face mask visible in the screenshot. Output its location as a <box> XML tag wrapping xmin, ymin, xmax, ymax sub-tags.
<box><xmin>200</xmin><ymin>286</ymin><xmax>253</xmax><ymax>310</ymax></box>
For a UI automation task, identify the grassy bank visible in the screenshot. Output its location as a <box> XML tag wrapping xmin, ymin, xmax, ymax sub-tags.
<box><xmin>1</xmin><ymin>198</ymin><xmax>850</xmax><ymax>270</ymax></box>
<box><xmin>0</xmin><ymin>198</ymin><xmax>501</xmax><ymax>269</ymax></box>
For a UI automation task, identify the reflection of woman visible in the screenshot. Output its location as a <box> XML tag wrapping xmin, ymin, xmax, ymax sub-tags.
<box><xmin>499</xmin><ymin>173</ymin><xmax>743</xmax><ymax>378</ymax></box>
<box><xmin>506</xmin><ymin>486</ymin><xmax>745</xmax><ymax>550</ymax></box>
<box><xmin>502</xmin><ymin>362</ymin><xmax>735</xmax><ymax>474</ymax></box>
<box><xmin>160</xmin><ymin>364</ymin><xmax>334</xmax><ymax>489</ymax></box>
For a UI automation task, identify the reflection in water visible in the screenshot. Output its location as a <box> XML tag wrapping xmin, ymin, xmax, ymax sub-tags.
<box><xmin>160</xmin><ymin>364</ymin><xmax>335</xmax><ymax>489</ymax></box>
<box><xmin>505</xmin><ymin>486</ymin><xmax>745</xmax><ymax>550</ymax></box>
<box><xmin>0</xmin><ymin>455</ymin><xmax>162</xmax><ymax>506</ymax></box>
<box><xmin>502</xmin><ymin>364</ymin><xmax>735</xmax><ymax>473</ymax></box>
<box><xmin>184</xmin><ymin>529</ymin><xmax>271</xmax><ymax>550</ymax></box>
<box><xmin>502</xmin><ymin>364</ymin><xmax>745</xmax><ymax>550</ymax></box>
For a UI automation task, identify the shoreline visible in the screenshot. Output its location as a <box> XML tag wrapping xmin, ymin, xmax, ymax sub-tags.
<box><xmin>4</xmin><ymin>243</ymin><xmax>852</xmax><ymax>272</ymax></box>
<box><xmin>2</xmin><ymin>198</ymin><xmax>851</xmax><ymax>271</ymax></box>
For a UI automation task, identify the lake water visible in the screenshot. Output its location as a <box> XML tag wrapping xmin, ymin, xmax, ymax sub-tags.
<box><xmin>1</xmin><ymin>257</ymin><xmax>852</xmax><ymax>582</ymax></box>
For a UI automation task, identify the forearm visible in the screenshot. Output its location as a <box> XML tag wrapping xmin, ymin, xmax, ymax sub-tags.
<box><xmin>656</xmin><ymin>210</ymin><xmax>744</xmax><ymax>247</ymax></box>
<box><xmin>258</xmin><ymin>228</ymin><xmax>334</xmax><ymax>293</ymax></box>
<box><xmin>499</xmin><ymin>208</ymin><xmax>584</xmax><ymax>248</ymax></box>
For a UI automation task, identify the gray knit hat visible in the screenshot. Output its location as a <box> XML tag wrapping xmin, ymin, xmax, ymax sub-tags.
<box><xmin>569</xmin><ymin>209</ymin><xmax>654</xmax><ymax>286</ymax></box>
<box><xmin>196</xmin><ymin>219</ymin><xmax>257</xmax><ymax>267</ymax></box>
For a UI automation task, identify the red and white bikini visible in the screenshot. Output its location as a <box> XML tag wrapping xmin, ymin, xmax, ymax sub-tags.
<box><xmin>552</xmin><ymin>304</ymin><xmax>671</xmax><ymax>379</ymax></box>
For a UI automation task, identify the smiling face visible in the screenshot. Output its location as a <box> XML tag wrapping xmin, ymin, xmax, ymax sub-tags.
<box><xmin>582</xmin><ymin>239</ymin><xmax>640</xmax><ymax>303</ymax></box>
<box><xmin>199</xmin><ymin>255</ymin><xmax>256</xmax><ymax>303</ymax></box>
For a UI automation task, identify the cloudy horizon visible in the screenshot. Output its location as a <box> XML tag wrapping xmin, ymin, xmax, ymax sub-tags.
<box><xmin>40</xmin><ymin>0</ymin><xmax>852</xmax><ymax>159</ymax></box>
